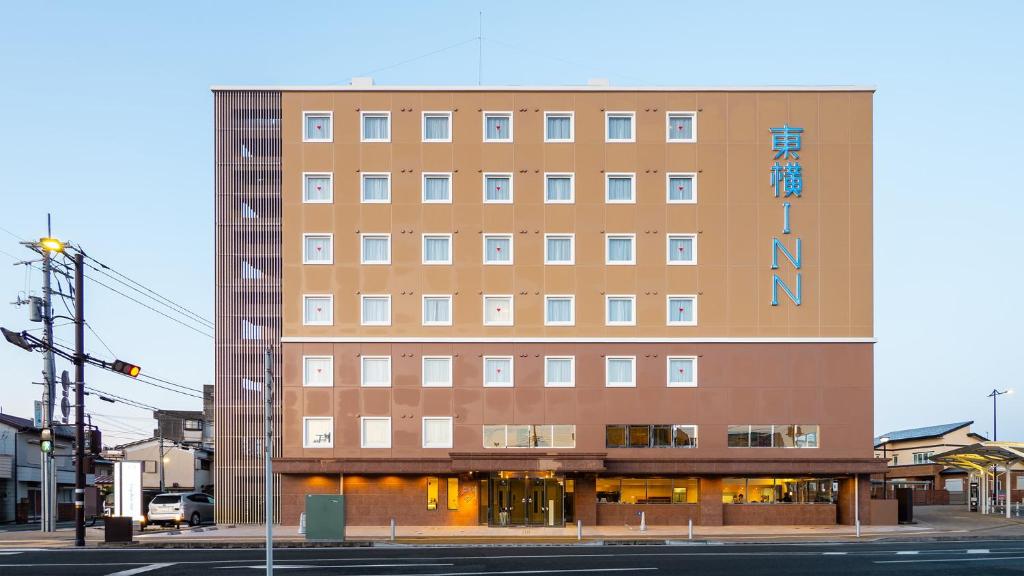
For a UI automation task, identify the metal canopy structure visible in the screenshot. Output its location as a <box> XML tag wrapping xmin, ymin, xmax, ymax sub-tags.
<box><xmin>932</xmin><ymin>442</ymin><xmax>1024</xmax><ymax>518</ymax></box>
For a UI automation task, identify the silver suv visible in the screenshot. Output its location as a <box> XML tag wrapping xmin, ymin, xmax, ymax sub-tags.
<box><xmin>146</xmin><ymin>492</ymin><xmax>215</xmax><ymax>528</ymax></box>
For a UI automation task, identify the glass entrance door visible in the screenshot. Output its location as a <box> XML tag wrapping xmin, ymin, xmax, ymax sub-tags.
<box><xmin>487</xmin><ymin>475</ymin><xmax>565</xmax><ymax>526</ymax></box>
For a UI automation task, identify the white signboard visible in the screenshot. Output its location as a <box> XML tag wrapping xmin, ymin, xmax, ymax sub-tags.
<box><xmin>114</xmin><ymin>461</ymin><xmax>143</xmax><ymax>519</ymax></box>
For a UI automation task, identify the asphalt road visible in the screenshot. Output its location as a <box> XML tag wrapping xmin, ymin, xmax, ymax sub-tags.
<box><xmin>1</xmin><ymin>540</ymin><xmax>1023</xmax><ymax>576</ymax></box>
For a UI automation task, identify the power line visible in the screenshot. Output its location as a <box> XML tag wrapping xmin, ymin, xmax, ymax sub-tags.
<box><xmin>82</xmin><ymin>257</ymin><xmax>213</xmax><ymax>329</ymax></box>
<box><xmin>83</xmin><ymin>272</ymin><xmax>213</xmax><ymax>338</ymax></box>
<box><xmin>85</xmin><ymin>322</ymin><xmax>116</xmax><ymax>357</ymax></box>
<box><xmin>357</xmin><ymin>37</ymin><xmax>479</xmax><ymax>77</ymax></box>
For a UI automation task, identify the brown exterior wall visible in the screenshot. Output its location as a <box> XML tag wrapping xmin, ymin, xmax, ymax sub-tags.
<box><xmin>870</xmin><ymin>499</ymin><xmax>898</xmax><ymax>526</ymax></box>
<box><xmin>722</xmin><ymin>503</ymin><xmax>836</xmax><ymax>525</ymax></box>
<box><xmin>281</xmin><ymin>473</ymin><xmax>340</xmax><ymax>526</ymax></box>
<box><xmin>597</xmin><ymin>503</ymin><xmax>699</xmax><ymax>526</ymax></box>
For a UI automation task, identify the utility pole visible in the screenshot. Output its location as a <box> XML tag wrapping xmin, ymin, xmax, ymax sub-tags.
<box><xmin>158</xmin><ymin>431</ymin><xmax>165</xmax><ymax>492</ymax></box>
<box><xmin>264</xmin><ymin>346</ymin><xmax>274</xmax><ymax>575</ymax></box>
<box><xmin>73</xmin><ymin>252</ymin><xmax>86</xmax><ymax>547</ymax></box>
<box><xmin>40</xmin><ymin>240</ymin><xmax>56</xmax><ymax>532</ymax></box>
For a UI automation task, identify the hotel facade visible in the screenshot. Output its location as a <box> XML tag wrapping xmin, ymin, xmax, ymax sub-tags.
<box><xmin>214</xmin><ymin>81</ymin><xmax>882</xmax><ymax>527</ymax></box>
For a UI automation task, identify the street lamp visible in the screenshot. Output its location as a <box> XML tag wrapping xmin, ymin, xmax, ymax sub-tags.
<box><xmin>879</xmin><ymin>435</ymin><xmax>891</xmax><ymax>500</ymax></box>
<box><xmin>987</xmin><ymin>389</ymin><xmax>1012</xmax><ymax>514</ymax></box>
<box><xmin>987</xmin><ymin>389</ymin><xmax>1012</xmax><ymax>441</ymax></box>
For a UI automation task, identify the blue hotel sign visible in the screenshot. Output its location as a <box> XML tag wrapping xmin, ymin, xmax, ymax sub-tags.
<box><xmin>769</xmin><ymin>124</ymin><xmax>803</xmax><ymax>306</ymax></box>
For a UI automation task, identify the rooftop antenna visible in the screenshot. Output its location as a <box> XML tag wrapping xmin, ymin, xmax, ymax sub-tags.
<box><xmin>478</xmin><ymin>11</ymin><xmax>483</xmax><ymax>85</ymax></box>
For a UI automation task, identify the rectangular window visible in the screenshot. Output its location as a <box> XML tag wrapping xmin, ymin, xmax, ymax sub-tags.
<box><xmin>303</xmin><ymin>111</ymin><xmax>332</xmax><ymax>142</ymax></box>
<box><xmin>422</xmin><ymin>173</ymin><xmax>452</xmax><ymax>203</ymax></box>
<box><xmin>545</xmin><ymin>173</ymin><xmax>574</xmax><ymax>203</ymax></box>
<box><xmin>144</xmin><ymin>460</ymin><xmax>157</xmax><ymax>473</ymax></box>
<box><xmin>361</xmin><ymin>356</ymin><xmax>391</xmax><ymax>387</ymax></box>
<box><xmin>605</xmin><ymin>111</ymin><xmax>635</xmax><ymax>142</ymax></box>
<box><xmin>544</xmin><ymin>234</ymin><xmax>574</xmax><ymax>265</ymax></box>
<box><xmin>628</xmin><ymin>425</ymin><xmax>651</xmax><ymax>448</ymax></box>
<box><xmin>552</xmin><ymin>425</ymin><xmax>575</xmax><ymax>448</ymax></box>
<box><xmin>422</xmin><ymin>111</ymin><xmax>451</xmax><ymax>142</ymax></box>
<box><xmin>674</xmin><ymin>425</ymin><xmax>698</xmax><ymax>448</ymax></box>
<box><xmin>483</xmin><ymin>425</ymin><xmax>507</xmax><ymax>448</ymax></box>
<box><xmin>361</xmin><ymin>234</ymin><xmax>391</xmax><ymax>265</ymax></box>
<box><xmin>483</xmin><ymin>356</ymin><xmax>513</xmax><ymax>387</ymax></box>
<box><xmin>750</xmin><ymin>425</ymin><xmax>774</xmax><ymax>447</ymax></box>
<box><xmin>422</xmin><ymin>234</ymin><xmax>452</xmax><ymax>264</ymax></box>
<box><xmin>361</xmin><ymin>111</ymin><xmax>390</xmax><ymax>142</ymax></box>
<box><xmin>794</xmin><ymin>425</ymin><xmax>819</xmax><ymax>448</ymax></box>
<box><xmin>361</xmin><ymin>295</ymin><xmax>391</xmax><ymax>326</ymax></box>
<box><xmin>427</xmin><ymin>476</ymin><xmax>439</xmax><ymax>510</ymax></box>
<box><xmin>483</xmin><ymin>234</ymin><xmax>513</xmax><ymax>264</ymax></box>
<box><xmin>667</xmin><ymin>295</ymin><xmax>697</xmax><ymax>326</ymax></box>
<box><xmin>544</xmin><ymin>112</ymin><xmax>574</xmax><ymax>142</ymax></box>
<box><xmin>422</xmin><ymin>356</ymin><xmax>453</xmax><ymax>387</ymax></box>
<box><xmin>360</xmin><ymin>417</ymin><xmax>391</xmax><ymax>448</ymax></box>
<box><xmin>544</xmin><ymin>357</ymin><xmax>575</xmax><ymax>387</ymax></box>
<box><xmin>606</xmin><ymin>173</ymin><xmax>635</xmax><ymax>203</ymax></box>
<box><xmin>605</xmin><ymin>425</ymin><xmax>627</xmax><ymax>448</ymax></box>
<box><xmin>362</xmin><ymin>173</ymin><xmax>391</xmax><ymax>203</ymax></box>
<box><xmin>728</xmin><ymin>425</ymin><xmax>751</xmax><ymax>447</ymax></box>
<box><xmin>606</xmin><ymin>295</ymin><xmax>636</xmax><ymax>326</ymax></box>
<box><xmin>544</xmin><ymin>295</ymin><xmax>575</xmax><ymax>326</ymax></box>
<box><xmin>303</xmin><ymin>417</ymin><xmax>333</xmax><ymax>448</ymax></box>
<box><xmin>482</xmin><ymin>425</ymin><xmax>575</xmax><ymax>449</ymax></box>
<box><xmin>303</xmin><ymin>295</ymin><xmax>332</xmax><ymax>326</ymax></box>
<box><xmin>667</xmin><ymin>173</ymin><xmax>696</xmax><ymax>203</ymax></box>
<box><xmin>483</xmin><ymin>295</ymin><xmax>513</xmax><ymax>326</ymax></box>
<box><xmin>507</xmin><ymin>425</ymin><xmax>531</xmax><ymax>448</ymax></box>
<box><xmin>667</xmin><ymin>356</ymin><xmax>697</xmax><ymax>387</ymax></box>
<box><xmin>606</xmin><ymin>234</ymin><xmax>635</xmax><ymax>265</ymax></box>
<box><xmin>483</xmin><ymin>173</ymin><xmax>512</xmax><ymax>203</ymax></box>
<box><xmin>483</xmin><ymin>112</ymin><xmax>512</xmax><ymax>141</ymax></box>
<box><xmin>303</xmin><ymin>234</ymin><xmax>332</xmax><ymax>264</ymax></box>
<box><xmin>606</xmin><ymin>356</ymin><xmax>636</xmax><ymax>387</ymax></box>
<box><xmin>422</xmin><ymin>417</ymin><xmax>453</xmax><ymax>448</ymax></box>
<box><xmin>667</xmin><ymin>234</ymin><xmax>696</xmax><ymax>265</ymax></box>
<box><xmin>666</xmin><ymin>112</ymin><xmax>696</xmax><ymax>142</ymax></box>
<box><xmin>913</xmin><ymin>451</ymin><xmax>934</xmax><ymax>464</ymax></box>
<box><xmin>422</xmin><ymin>295</ymin><xmax>453</xmax><ymax>326</ymax></box>
<box><xmin>303</xmin><ymin>173</ymin><xmax>332</xmax><ymax>203</ymax></box>
<box><xmin>597</xmin><ymin>477</ymin><xmax>700</xmax><ymax>504</ymax></box>
<box><xmin>303</xmin><ymin>356</ymin><xmax>333</xmax><ymax>387</ymax></box>
<box><xmin>447</xmin><ymin>477</ymin><xmax>459</xmax><ymax>510</ymax></box>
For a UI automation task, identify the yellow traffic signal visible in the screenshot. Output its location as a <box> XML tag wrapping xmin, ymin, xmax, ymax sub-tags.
<box><xmin>111</xmin><ymin>360</ymin><xmax>141</xmax><ymax>378</ymax></box>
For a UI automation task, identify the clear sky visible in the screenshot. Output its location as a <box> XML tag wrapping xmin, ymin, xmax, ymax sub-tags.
<box><xmin>1</xmin><ymin>0</ymin><xmax>1021</xmax><ymax>445</ymax></box>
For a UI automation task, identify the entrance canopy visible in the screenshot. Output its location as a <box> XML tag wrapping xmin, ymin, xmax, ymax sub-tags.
<box><xmin>931</xmin><ymin>441</ymin><xmax>1024</xmax><ymax>473</ymax></box>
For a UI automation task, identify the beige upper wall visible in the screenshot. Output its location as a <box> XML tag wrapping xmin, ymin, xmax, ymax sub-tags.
<box><xmin>279</xmin><ymin>90</ymin><xmax>873</xmax><ymax>338</ymax></box>
<box><xmin>874</xmin><ymin>426</ymin><xmax>982</xmax><ymax>465</ymax></box>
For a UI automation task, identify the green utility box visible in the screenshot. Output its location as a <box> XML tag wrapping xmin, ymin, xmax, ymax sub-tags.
<box><xmin>305</xmin><ymin>494</ymin><xmax>345</xmax><ymax>541</ymax></box>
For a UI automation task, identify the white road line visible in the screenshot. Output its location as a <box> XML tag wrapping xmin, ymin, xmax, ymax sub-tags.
<box><xmin>895</xmin><ymin>551</ymin><xmax>919</xmax><ymax>555</ymax></box>
<box><xmin>216</xmin><ymin>564</ymin><xmax>454</xmax><ymax>570</ymax></box>
<box><xmin>822</xmin><ymin>552</ymin><xmax>847</xmax><ymax>555</ymax></box>
<box><xmin>105</xmin><ymin>564</ymin><xmax>175</xmax><ymax>576</ymax></box>
<box><xmin>966</xmin><ymin>549</ymin><xmax>990</xmax><ymax>554</ymax></box>
<box><xmin>876</xmin><ymin>555</ymin><xmax>1024</xmax><ymax>564</ymax></box>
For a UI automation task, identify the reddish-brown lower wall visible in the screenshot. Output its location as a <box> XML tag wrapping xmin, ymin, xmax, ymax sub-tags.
<box><xmin>869</xmin><ymin>499</ymin><xmax>898</xmax><ymax>525</ymax></box>
<box><xmin>722</xmin><ymin>504</ymin><xmax>836</xmax><ymax>525</ymax></box>
<box><xmin>596</xmin><ymin>503</ymin><xmax>699</xmax><ymax>526</ymax></box>
<box><xmin>343</xmin><ymin>474</ymin><xmax>478</xmax><ymax>526</ymax></box>
<box><xmin>281</xmin><ymin>473</ymin><xmax>341</xmax><ymax>525</ymax></box>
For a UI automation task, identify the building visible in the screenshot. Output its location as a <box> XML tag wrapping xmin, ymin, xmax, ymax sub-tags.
<box><xmin>213</xmin><ymin>81</ymin><xmax>881</xmax><ymax>526</ymax></box>
<box><xmin>153</xmin><ymin>408</ymin><xmax>214</xmax><ymax>450</ymax></box>
<box><xmin>115</xmin><ymin>437</ymin><xmax>214</xmax><ymax>493</ymax></box>
<box><xmin>0</xmin><ymin>413</ymin><xmax>81</xmax><ymax>523</ymax></box>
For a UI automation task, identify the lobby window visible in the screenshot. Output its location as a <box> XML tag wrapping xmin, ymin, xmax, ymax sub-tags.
<box><xmin>422</xmin><ymin>111</ymin><xmax>451</xmax><ymax>142</ymax></box>
<box><xmin>360</xmin><ymin>417</ymin><xmax>391</xmax><ymax>449</ymax></box>
<box><xmin>606</xmin><ymin>295</ymin><xmax>636</xmax><ymax>326</ymax></box>
<box><xmin>722</xmin><ymin>477</ymin><xmax>836</xmax><ymax>504</ymax></box>
<box><xmin>302</xmin><ymin>295</ymin><xmax>332</xmax><ymax>326</ymax></box>
<box><xmin>545</xmin><ymin>174</ymin><xmax>574</xmax><ymax>203</ymax></box>
<box><xmin>544</xmin><ymin>295</ymin><xmax>575</xmax><ymax>326</ymax></box>
<box><xmin>605</xmin><ymin>356</ymin><xmax>636</xmax><ymax>387</ymax></box>
<box><xmin>303</xmin><ymin>234</ymin><xmax>332</xmax><ymax>264</ymax></box>
<box><xmin>422</xmin><ymin>295</ymin><xmax>453</xmax><ymax>326</ymax></box>
<box><xmin>667</xmin><ymin>174</ymin><xmax>696</xmax><ymax>203</ymax></box>
<box><xmin>544</xmin><ymin>357</ymin><xmax>575</xmax><ymax>388</ymax></box>
<box><xmin>483</xmin><ymin>356</ymin><xmax>513</xmax><ymax>387</ymax></box>
<box><xmin>422</xmin><ymin>234</ymin><xmax>452</xmax><ymax>264</ymax></box>
<box><xmin>303</xmin><ymin>356</ymin><xmax>333</xmax><ymax>387</ymax></box>
<box><xmin>605</xmin><ymin>111</ymin><xmax>635</xmax><ymax>142</ymax></box>
<box><xmin>606</xmin><ymin>174</ymin><xmax>635</xmax><ymax>203</ymax></box>
<box><xmin>361</xmin><ymin>173</ymin><xmax>391</xmax><ymax>203</ymax></box>
<box><xmin>544</xmin><ymin>112</ymin><xmax>574</xmax><ymax>142</ymax></box>
<box><xmin>303</xmin><ymin>173</ymin><xmax>332</xmax><ymax>203</ymax></box>
<box><xmin>666</xmin><ymin>112</ymin><xmax>696</xmax><ymax>142</ymax></box>
<box><xmin>422</xmin><ymin>173</ymin><xmax>452</xmax><ymax>203</ymax></box>
<box><xmin>667</xmin><ymin>356</ymin><xmax>697</xmax><ymax>387</ymax></box>
<box><xmin>427</xmin><ymin>476</ymin><xmax>439</xmax><ymax>510</ymax></box>
<box><xmin>361</xmin><ymin>234</ymin><xmax>391</xmax><ymax>265</ymax></box>
<box><xmin>483</xmin><ymin>234</ymin><xmax>513</xmax><ymax>264</ymax></box>
<box><xmin>544</xmin><ymin>234</ymin><xmax>574</xmax><ymax>265</ymax></box>
<box><xmin>361</xmin><ymin>356</ymin><xmax>391</xmax><ymax>387</ymax></box>
<box><xmin>596</xmin><ymin>477</ymin><xmax>699</xmax><ymax>504</ymax></box>
<box><xmin>728</xmin><ymin>425</ymin><xmax>819</xmax><ymax>448</ymax></box>
<box><xmin>303</xmin><ymin>111</ymin><xmax>332</xmax><ymax>142</ymax></box>
<box><xmin>361</xmin><ymin>295</ymin><xmax>391</xmax><ymax>326</ymax></box>
<box><xmin>667</xmin><ymin>234</ymin><xmax>696</xmax><ymax>265</ymax></box>
<box><xmin>422</xmin><ymin>417</ymin><xmax>453</xmax><ymax>449</ymax></box>
<box><xmin>483</xmin><ymin>173</ymin><xmax>512</xmax><ymax>203</ymax></box>
<box><xmin>483</xmin><ymin>112</ymin><xmax>512</xmax><ymax>141</ymax></box>
<box><xmin>361</xmin><ymin>111</ymin><xmax>390</xmax><ymax>142</ymax></box>
<box><xmin>302</xmin><ymin>417</ymin><xmax>333</xmax><ymax>448</ymax></box>
<box><xmin>606</xmin><ymin>234</ymin><xmax>635</xmax><ymax>265</ymax></box>
<box><xmin>422</xmin><ymin>356</ymin><xmax>453</xmax><ymax>387</ymax></box>
<box><xmin>667</xmin><ymin>295</ymin><xmax>697</xmax><ymax>326</ymax></box>
<box><xmin>483</xmin><ymin>295</ymin><xmax>513</xmax><ymax>326</ymax></box>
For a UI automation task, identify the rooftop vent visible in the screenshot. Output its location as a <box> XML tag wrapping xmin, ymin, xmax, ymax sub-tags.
<box><xmin>351</xmin><ymin>76</ymin><xmax>374</xmax><ymax>87</ymax></box>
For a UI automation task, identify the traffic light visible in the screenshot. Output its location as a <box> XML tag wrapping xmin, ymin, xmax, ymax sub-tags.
<box><xmin>111</xmin><ymin>360</ymin><xmax>141</xmax><ymax>377</ymax></box>
<box><xmin>40</xmin><ymin>428</ymin><xmax>53</xmax><ymax>454</ymax></box>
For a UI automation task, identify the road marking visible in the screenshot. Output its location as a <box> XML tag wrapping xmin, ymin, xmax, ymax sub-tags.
<box><xmin>895</xmin><ymin>551</ymin><xmax>919</xmax><ymax>555</ymax></box>
<box><xmin>217</xmin><ymin>564</ymin><xmax>454</xmax><ymax>570</ymax></box>
<box><xmin>106</xmin><ymin>564</ymin><xmax>175</xmax><ymax>576</ymax></box>
<box><xmin>966</xmin><ymin>549</ymin><xmax>989</xmax><ymax>554</ymax></box>
<box><xmin>821</xmin><ymin>552</ymin><xmax>847</xmax><ymax>555</ymax></box>
<box><xmin>877</xmin><ymin>555</ymin><xmax>1024</xmax><ymax>564</ymax></box>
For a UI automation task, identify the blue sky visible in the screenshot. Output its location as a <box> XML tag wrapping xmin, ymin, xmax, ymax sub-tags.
<box><xmin>1</xmin><ymin>0</ymin><xmax>1021</xmax><ymax>444</ymax></box>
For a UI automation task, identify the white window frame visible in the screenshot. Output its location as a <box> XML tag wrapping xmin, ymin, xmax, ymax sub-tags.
<box><xmin>482</xmin><ymin>234</ymin><xmax>514</xmax><ymax>265</ymax></box>
<box><xmin>605</xmin><ymin>111</ymin><xmax>636</xmax><ymax>143</ymax></box>
<box><xmin>302</xmin><ymin>233</ymin><xmax>333</xmax><ymax>265</ymax></box>
<box><xmin>666</xmin><ymin>356</ymin><xmax>698</xmax><ymax>388</ymax></box>
<box><xmin>360</xmin><ymin>233</ymin><xmax>391</xmax><ymax>265</ymax></box>
<box><xmin>302</xmin><ymin>417</ymin><xmax>334</xmax><ymax>448</ymax></box>
<box><xmin>666</xmin><ymin>294</ymin><xmax>699</xmax><ymax>327</ymax></box>
<box><xmin>605</xmin><ymin>233</ymin><xmax>636</xmax><ymax>265</ymax></box>
<box><xmin>666</xmin><ymin>111</ymin><xmax>697</xmax><ymax>143</ymax></box>
<box><xmin>421</xmin><ymin>356</ymin><xmax>453</xmax><ymax>388</ymax></box>
<box><xmin>422</xmin><ymin>172</ymin><xmax>453</xmax><ymax>204</ymax></box>
<box><xmin>361</xmin><ymin>172</ymin><xmax>392</xmax><ymax>204</ymax></box>
<box><xmin>666</xmin><ymin>172</ymin><xmax>698</xmax><ymax>204</ymax></box>
<box><xmin>544</xmin><ymin>356</ymin><xmax>576</xmax><ymax>388</ymax></box>
<box><xmin>360</xmin><ymin>355</ymin><xmax>392</xmax><ymax>388</ymax></box>
<box><xmin>302</xmin><ymin>111</ymin><xmax>333</xmax><ymax>143</ymax></box>
<box><xmin>422</xmin><ymin>416</ymin><xmax>454</xmax><ymax>449</ymax></box>
<box><xmin>605</xmin><ymin>356</ymin><xmax>637</xmax><ymax>388</ymax></box>
<box><xmin>421</xmin><ymin>111</ymin><xmax>452</xmax><ymax>143</ymax></box>
<box><xmin>482</xmin><ymin>294</ymin><xmax>514</xmax><ymax>327</ymax></box>
<box><xmin>302</xmin><ymin>355</ymin><xmax>333</xmax><ymax>388</ymax></box>
<box><xmin>302</xmin><ymin>172</ymin><xmax>333</xmax><ymax>204</ymax></box>
<box><xmin>422</xmin><ymin>233</ymin><xmax>453</xmax><ymax>265</ymax></box>
<box><xmin>482</xmin><ymin>172</ymin><xmax>514</xmax><ymax>204</ymax></box>
<box><xmin>543</xmin><ymin>111</ymin><xmax>575</xmax><ymax>143</ymax></box>
<box><xmin>360</xmin><ymin>294</ymin><xmax>392</xmax><ymax>326</ymax></box>
<box><xmin>605</xmin><ymin>173</ymin><xmax>636</xmax><ymax>204</ymax></box>
<box><xmin>544</xmin><ymin>234</ymin><xmax>575</xmax><ymax>265</ymax></box>
<box><xmin>543</xmin><ymin>295</ymin><xmax>575</xmax><ymax>327</ymax></box>
<box><xmin>360</xmin><ymin>111</ymin><xmax>391</xmax><ymax>143</ymax></box>
<box><xmin>483</xmin><ymin>356</ymin><xmax>514</xmax><ymax>388</ymax></box>
<box><xmin>302</xmin><ymin>294</ymin><xmax>333</xmax><ymax>326</ymax></box>
<box><xmin>544</xmin><ymin>173</ymin><xmax>575</xmax><ymax>204</ymax></box>
<box><xmin>666</xmin><ymin>233</ymin><xmax>697</xmax><ymax>266</ymax></box>
<box><xmin>605</xmin><ymin>295</ymin><xmax>637</xmax><ymax>326</ymax></box>
<box><xmin>360</xmin><ymin>416</ymin><xmax>392</xmax><ymax>449</ymax></box>
<box><xmin>422</xmin><ymin>294</ymin><xmax>453</xmax><ymax>327</ymax></box>
<box><xmin>482</xmin><ymin>111</ymin><xmax>513</xmax><ymax>142</ymax></box>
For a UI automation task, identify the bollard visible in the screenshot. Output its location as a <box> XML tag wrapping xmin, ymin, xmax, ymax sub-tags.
<box><xmin>298</xmin><ymin>512</ymin><xmax>306</xmax><ymax>535</ymax></box>
<box><xmin>639</xmin><ymin>511</ymin><xmax>647</xmax><ymax>532</ymax></box>
<box><xmin>577</xmin><ymin>519</ymin><xmax>582</xmax><ymax>541</ymax></box>
<box><xmin>390</xmin><ymin>518</ymin><xmax>396</xmax><ymax>542</ymax></box>
<box><xmin>856</xmin><ymin>519</ymin><xmax>861</xmax><ymax>538</ymax></box>
<box><xmin>688</xmin><ymin>518</ymin><xmax>693</xmax><ymax>540</ymax></box>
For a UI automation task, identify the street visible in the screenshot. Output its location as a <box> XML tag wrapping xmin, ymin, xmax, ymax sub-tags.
<box><xmin>1</xmin><ymin>541</ymin><xmax>1023</xmax><ymax>576</ymax></box>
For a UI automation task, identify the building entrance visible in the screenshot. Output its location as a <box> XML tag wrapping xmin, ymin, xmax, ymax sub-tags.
<box><xmin>484</xmin><ymin>473</ymin><xmax>569</xmax><ymax>526</ymax></box>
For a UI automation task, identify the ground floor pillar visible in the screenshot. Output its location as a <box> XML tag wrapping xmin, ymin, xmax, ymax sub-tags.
<box><xmin>837</xmin><ymin>475</ymin><xmax>871</xmax><ymax>525</ymax></box>
<box><xmin>698</xmin><ymin>477</ymin><xmax>723</xmax><ymax>526</ymax></box>
<box><xmin>574</xmin><ymin>474</ymin><xmax>597</xmax><ymax>526</ymax></box>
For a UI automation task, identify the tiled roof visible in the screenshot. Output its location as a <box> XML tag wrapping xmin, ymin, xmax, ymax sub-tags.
<box><xmin>0</xmin><ymin>413</ymin><xmax>34</xmax><ymax>429</ymax></box>
<box><xmin>874</xmin><ymin>421</ymin><xmax>973</xmax><ymax>446</ymax></box>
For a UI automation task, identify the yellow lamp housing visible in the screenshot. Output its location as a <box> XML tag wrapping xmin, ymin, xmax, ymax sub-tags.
<box><xmin>39</xmin><ymin>237</ymin><xmax>65</xmax><ymax>253</ymax></box>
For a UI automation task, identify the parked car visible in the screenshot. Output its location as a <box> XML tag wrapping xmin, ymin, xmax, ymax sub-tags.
<box><xmin>145</xmin><ymin>492</ymin><xmax>215</xmax><ymax>528</ymax></box>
